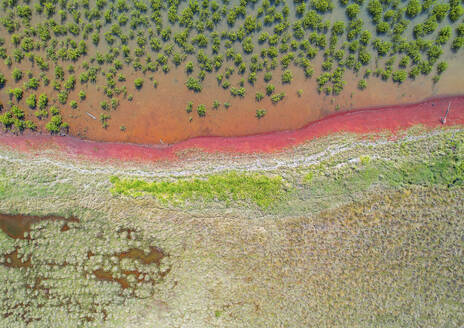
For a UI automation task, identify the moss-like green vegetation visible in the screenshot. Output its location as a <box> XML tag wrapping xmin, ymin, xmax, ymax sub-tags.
<box><xmin>0</xmin><ymin>0</ymin><xmax>461</xmax><ymax>132</ymax></box>
<box><xmin>110</xmin><ymin>172</ymin><xmax>285</xmax><ymax>208</ymax></box>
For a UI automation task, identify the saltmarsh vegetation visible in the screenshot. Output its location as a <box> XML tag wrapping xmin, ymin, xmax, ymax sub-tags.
<box><xmin>0</xmin><ymin>0</ymin><xmax>460</xmax><ymax>133</ymax></box>
<box><xmin>0</xmin><ymin>126</ymin><xmax>462</xmax><ymax>326</ymax></box>
<box><xmin>108</xmin><ymin>128</ymin><xmax>464</xmax><ymax>212</ymax></box>
<box><xmin>0</xmin><ymin>212</ymin><xmax>170</xmax><ymax>326</ymax></box>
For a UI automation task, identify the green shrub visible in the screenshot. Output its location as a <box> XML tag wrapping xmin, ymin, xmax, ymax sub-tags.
<box><xmin>49</xmin><ymin>105</ymin><xmax>59</xmax><ymax>116</ymax></box>
<box><xmin>100</xmin><ymin>113</ymin><xmax>110</xmax><ymax>128</ymax></box>
<box><xmin>437</xmin><ymin>62</ymin><xmax>448</xmax><ymax>74</ymax></box>
<box><xmin>0</xmin><ymin>73</ymin><xmax>5</xmax><ymax>88</ymax></box>
<box><xmin>282</xmin><ymin>70</ymin><xmax>293</xmax><ymax>84</ymax></box>
<box><xmin>25</xmin><ymin>77</ymin><xmax>40</xmax><ymax>89</ymax></box>
<box><xmin>256</xmin><ymin>109</ymin><xmax>266</xmax><ymax>119</ymax></box>
<box><xmin>457</xmin><ymin>24</ymin><xmax>464</xmax><ymax>37</ymax></box>
<box><xmin>185</xmin><ymin>61</ymin><xmax>194</xmax><ymax>74</ymax></box>
<box><xmin>230</xmin><ymin>87</ymin><xmax>246</xmax><ymax>97</ymax></box>
<box><xmin>271</xmin><ymin>92</ymin><xmax>285</xmax><ymax>104</ymax></box>
<box><xmin>406</xmin><ymin>0</ymin><xmax>422</xmax><ymax>18</ymax></box>
<box><xmin>134</xmin><ymin>78</ymin><xmax>144</xmax><ymax>89</ymax></box>
<box><xmin>399</xmin><ymin>56</ymin><xmax>410</xmax><ymax>68</ymax></box>
<box><xmin>312</xmin><ymin>0</ymin><xmax>334</xmax><ymax>13</ymax></box>
<box><xmin>37</xmin><ymin>94</ymin><xmax>48</xmax><ymax>109</ymax></box>
<box><xmin>358</xmin><ymin>79</ymin><xmax>367</xmax><ymax>90</ymax></box>
<box><xmin>452</xmin><ymin>36</ymin><xmax>464</xmax><ymax>50</ymax></box>
<box><xmin>367</xmin><ymin>0</ymin><xmax>382</xmax><ymax>18</ymax></box>
<box><xmin>35</xmin><ymin>109</ymin><xmax>48</xmax><ymax>119</ymax></box>
<box><xmin>111</xmin><ymin>98</ymin><xmax>119</xmax><ymax>110</ymax></box>
<box><xmin>423</xmin><ymin>15</ymin><xmax>438</xmax><ymax>34</ymax></box>
<box><xmin>360</xmin><ymin>155</ymin><xmax>371</xmax><ymax>165</ymax></box>
<box><xmin>213</xmin><ymin>100</ymin><xmax>220</xmax><ymax>110</ymax></box>
<box><xmin>256</xmin><ymin>92</ymin><xmax>264</xmax><ymax>102</ymax></box>
<box><xmin>376</xmin><ymin>22</ymin><xmax>389</xmax><ymax>34</ymax></box>
<box><xmin>436</xmin><ymin>27</ymin><xmax>451</xmax><ymax>45</ymax></box>
<box><xmin>58</xmin><ymin>91</ymin><xmax>68</xmax><ymax>104</ymax></box>
<box><xmin>26</xmin><ymin>94</ymin><xmax>36</xmax><ymax>108</ymax></box>
<box><xmin>373</xmin><ymin>39</ymin><xmax>392</xmax><ymax>56</ymax></box>
<box><xmin>185</xmin><ymin>77</ymin><xmax>202</xmax><ymax>92</ymax></box>
<box><xmin>55</xmin><ymin>66</ymin><xmax>64</xmax><ymax>80</ymax></box>
<box><xmin>322</xmin><ymin>59</ymin><xmax>333</xmax><ymax>71</ymax></box>
<box><xmin>332</xmin><ymin>21</ymin><xmax>345</xmax><ymax>35</ymax></box>
<box><xmin>186</xmin><ymin>101</ymin><xmax>193</xmax><ymax>113</ymax></box>
<box><xmin>264</xmin><ymin>72</ymin><xmax>273</xmax><ymax>82</ymax></box>
<box><xmin>432</xmin><ymin>3</ymin><xmax>450</xmax><ymax>22</ymax></box>
<box><xmin>12</xmin><ymin>68</ymin><xmax>22</xmax><ymax>82</ymax></box>
<box><xmin>392</xmin><ymin>70</ymin><xmax>407</xmax><ymax>83</ymax></box>
<box><xmin>449</xmin><ymin>5</ymin><xmax>463</xmax><ymax>22</ymax></box>
<box><xmin>360</xmin><ymin>30</ymin><xmax>371</xmax><ymax>45</ymax></box>
<box><xmin>358</xmin><ymin>51</ymin><xmax>371</xmax><ymax>65</ymax></box>
<box><xmin>248</xmin><ymin>72</ymin><xmax>257</xmax><ymax>85</ymax></box>
<box><xmin>100</xmin><ymin>101</ymin><xmax>108</xmax><ymax>110</ymax></box>
<box><xmin>70</xmin><ymin>100</ymin><xmax>78</xmax><ymax>109</ymax></box>
<box><xmin>45</xmin><ymin>114</ymin><xmax>64</xmax><ymax>133</ymax></box>
<box><xmin>79</xmin><ymin>90</ymin><xmax>86</xmax><ymax>100</ymax></box>
<box><xmin>242</xmin><ymin>37</ymin><xmax>254</xmax><ymax>54</ymax></box>
<box><xmin>266</xmin><ymin>84</ymin><xmax>275</xmax><ymax>96</ymax></box>
<box><xmin>346</xmin><ymin>4</ymin><xmax>360</xmax><ymax>19</ymax></box>
<box><xmin>11</xmin><ymin>105</ymin><xmax>24</xmax><ymax>119</ymax></box>
<box><xmin>197</xmin><ymin>104</ymin><xmax>206</xmax><ymax>117</ymax></box>
<box><xmin>64</xmin><ymin>76</ymin><xmax>75</xmax><ymax>90</ymax></box>
<box><xmin>10</xmin><ymin>87</ymin><xmax>23</xmax><ymax>100</ymax></box>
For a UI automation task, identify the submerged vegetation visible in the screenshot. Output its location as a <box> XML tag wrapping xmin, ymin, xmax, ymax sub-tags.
<box><xmin>0</xmin><ymin>0</ymin><xmax>461</xmax><ymax>133</ymax></box>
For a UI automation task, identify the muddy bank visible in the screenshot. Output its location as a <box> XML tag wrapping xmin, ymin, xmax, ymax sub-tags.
<box><xmin>0</xmin><ymin>95</ymin><xmax>463</xmax><ymax>163</ymax></box>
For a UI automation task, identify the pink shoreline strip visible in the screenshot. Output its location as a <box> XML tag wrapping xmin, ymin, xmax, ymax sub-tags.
<box><xmin>0</xmin><ymin>95</ymin><xmax>463</xmax><ymax>163</ymax></box>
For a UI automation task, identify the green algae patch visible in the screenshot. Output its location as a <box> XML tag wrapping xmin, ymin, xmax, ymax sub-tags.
<box><xmin>110</xmin><ymin>172</ymin><xmax>285</xmax><ymax>208</ymax></box>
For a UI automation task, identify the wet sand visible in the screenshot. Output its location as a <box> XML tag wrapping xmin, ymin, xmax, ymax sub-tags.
<box><xmin>1</xmin><ymin>95</ymin><xmax>463</xmax><ymax>163</ymax></box>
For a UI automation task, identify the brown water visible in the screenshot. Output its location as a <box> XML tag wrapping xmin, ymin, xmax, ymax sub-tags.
<box><xmin>0</xmin><ymin>212</ymin><xmax>79</xmax><ymax>239</ymax></box>
<box><xmin>3</xmin><ymin>248</ymin><xmax>31</xmax><ymax>268</ymax></box>
<box><xmin>92</xmin><ymin>247</ymin><xmax>166</xmax><ymax>289</ymax></box>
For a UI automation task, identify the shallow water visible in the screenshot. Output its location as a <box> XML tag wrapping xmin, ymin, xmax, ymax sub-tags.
<box><xmin>0</xmin><ymin>212</ymin><xmax>79</xmax><ymax>239</ymax></box>
<box><xmin>0</xmin><ymin>0</ymin><xmax>462</xmax><ymax>145</ymax></box>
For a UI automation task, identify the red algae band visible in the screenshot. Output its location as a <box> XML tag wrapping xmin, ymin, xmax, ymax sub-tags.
<box><xmin>1</xmin><ymin>95</ymin><xmax>463</xmax><ymax>163</ymax></box>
